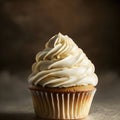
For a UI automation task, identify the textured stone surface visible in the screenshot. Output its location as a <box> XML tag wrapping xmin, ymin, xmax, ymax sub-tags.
<box><xmin>0</xmin><ymin>70</ymin><xmax>120</xmax><ymax>119</ymax></box>
<box><xmin>0</xmin><ymin>103</ymin><xmax>120</xmax><ymax>120</ymax></box>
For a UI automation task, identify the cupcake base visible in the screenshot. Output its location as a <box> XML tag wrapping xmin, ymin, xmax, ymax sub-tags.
<box><xmin>29</xmin><ymin>85</ymin><xmax>96</xmax><ymax>120</ymax></box>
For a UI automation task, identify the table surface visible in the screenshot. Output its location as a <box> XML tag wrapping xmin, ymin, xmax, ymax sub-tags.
<box><xmin>0</xmin><ymin>102</ymin><xmax>120</xmax><ymax>120</ymax></box>
<box><xmin>0</xmin><ymin>71</ymin><xmax>120</xmax><ymax>120</ymax></box>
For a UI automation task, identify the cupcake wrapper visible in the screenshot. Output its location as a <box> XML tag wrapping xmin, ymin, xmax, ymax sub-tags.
<box><xmin>30</xmin><ymin>89</ymin><xmax>96</xmax><ymax>119</ymax></box>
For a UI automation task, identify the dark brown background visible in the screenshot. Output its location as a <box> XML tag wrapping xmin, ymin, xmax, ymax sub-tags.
<box><xmin>0</xmin><ymin>0</ymin><xmax>120</xmax><ymax>119</ymax></box>
<box><xmin>0</xmin><ymin>0</ymin><xmax>120</xmax><ymax>71</ymax></box>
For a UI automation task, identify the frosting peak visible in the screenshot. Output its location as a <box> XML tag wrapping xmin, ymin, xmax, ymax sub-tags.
<box><xmin>29</xmin><ymin>33</ymin><xmax>98</xmax><ymax>87</ymax></box>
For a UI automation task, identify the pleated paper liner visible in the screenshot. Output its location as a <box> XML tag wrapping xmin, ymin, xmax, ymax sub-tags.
<box><xmin>29</xmin><ymin>86</ymin><xmax>96</xmax><ymax>120</ymax></box>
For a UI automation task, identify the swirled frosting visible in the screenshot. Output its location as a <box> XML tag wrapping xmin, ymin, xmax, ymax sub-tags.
<box><xmin>28</xmin><ymin>33</ymin><xmax>98</xmax><ymax>87</ymax></box>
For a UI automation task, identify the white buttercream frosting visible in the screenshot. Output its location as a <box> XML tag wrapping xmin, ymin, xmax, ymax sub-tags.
<box><xmin>28</xmin><ymin>33</ymin><xmax>98</xmax><ymax>87</ymax></box>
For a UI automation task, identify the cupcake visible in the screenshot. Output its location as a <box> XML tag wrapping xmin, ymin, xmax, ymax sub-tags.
<box><xmin>28</xmin><ymin>33</ymin><xmax>98</xmax><ymax>119</ymax></box>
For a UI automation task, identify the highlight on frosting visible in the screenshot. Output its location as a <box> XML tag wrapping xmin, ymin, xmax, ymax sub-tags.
<box><xmin>28</xmin><ymin>33</ymin><xmax>98</xmax><ymax>87</ymax></box>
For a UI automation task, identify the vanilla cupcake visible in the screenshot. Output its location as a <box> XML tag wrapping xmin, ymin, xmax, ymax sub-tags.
<box><xmin>28</xmin><ymin>33</ymin><xmax>98</xmax><ymax>119</ymax></box>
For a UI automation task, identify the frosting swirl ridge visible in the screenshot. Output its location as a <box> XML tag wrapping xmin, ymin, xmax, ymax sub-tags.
<box><xmin>29</xmin><ymin>33</ymin><xmax>98</xmax><ymax>87</ymax></box>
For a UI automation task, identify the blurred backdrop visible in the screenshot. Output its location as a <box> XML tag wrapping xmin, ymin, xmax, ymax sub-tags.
<box><xmin>0</xmin><ymin>0</ymin><xmax>120</xmax><ymax>118</ymax></box>
<box><xmin>0</xmin><ymin>0</ymin><xmax>120</xmax><ymax>71</ymax></box>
